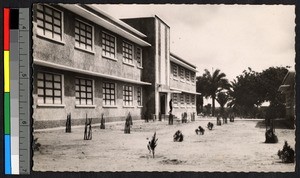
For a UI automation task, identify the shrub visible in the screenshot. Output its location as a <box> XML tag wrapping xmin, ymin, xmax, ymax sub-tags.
<box><xmin>265</xmin><ymin>128</ymin><xmax>278</xmax><ymax>143</ymax></box>
<box><xmin>278</xmin><ymin>141</ymin><xmax>294</xmax><ymax>163</ymax></box>
<box><xmin>173</xmin><ymin>130</ymin><xmax>184</xmax><ymax>142</ymax></box>
<box><xmin>195</xmin><ymin>126</ymin><xmax>205</xmax><ymax>135</ymax></box>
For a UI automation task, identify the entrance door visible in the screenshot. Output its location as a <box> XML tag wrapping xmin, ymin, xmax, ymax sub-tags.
<box><xmin>160</xmin><ymin>93</ymin><xmax>166</xmax><ymax>114</ymax></box>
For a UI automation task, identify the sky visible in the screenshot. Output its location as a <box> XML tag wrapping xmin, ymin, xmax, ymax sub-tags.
<box><xmin>97</xmin><ymin>4</ymin><xmax>295</xmax><ymax>82</ymax></box>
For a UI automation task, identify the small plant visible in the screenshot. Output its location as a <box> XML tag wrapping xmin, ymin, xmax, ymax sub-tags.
<box><xmin>265</xmin><ymin>128</ymin><xmax>278</xmax><ymax>143</ymax></box>
<box><xmin>195</xmin><ymin>126</ymin><xmax>205</xmax><ymax>135</ymax></box>
<box><xmin>147</xmin><ymin>132</ymin><xmax>158</xmax><ymax>158</ymax></box>
<box><xmin>33</xmin><ymin>138</ymin><xmax>41</xmax><ymax>151</ymax></box>
<box><xmin>100</xmin><ymin>113</ymin><xmax>105</xmax><ymax>129</ymax></box>
<box><xmin>216</xmin><ymin>115</ymin><xmax>222</xmax><ymax>126</ymax></box>
<box><xmin>207</xmin><ymin>122</ymin><xmax>214</xmax><ymax>130</ymax></box>
<box><xmin>65</xmin><ymin>113</ymin><xmax>71</xmax><ymax>133</ymax></box>
<box><xmin>278</xmin><ymin>141</ymin><xmax>294</xmax><ymax>163</ymax></box>
<box><xmin>173</xmin><ymin>130</ymin><xmax>184</xmax><ymax>142</ymax></box>
<box><xmin>124</xmin><ymin>112</ymin><xmax>133</xmax><ymax>134</ymax></box>
<box><xmin>84</xmin><ymin>114</ymin><xmax>92</xmax><ymax>140</ymax></box>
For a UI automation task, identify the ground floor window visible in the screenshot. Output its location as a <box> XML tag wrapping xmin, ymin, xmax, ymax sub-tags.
<box><xmin>37</xmin><ymin>72</ymin><xmax>62</xmax><ymax>104</ymax></box>
<box><xmin>103</xmin><ymin>82</ymin><xmax>115</xmax><ymax>105</ymax></box>
<box><xmin>172</xmin><ymin>93</ymin><xmax>178</xmax><ymax>106</ymax></box>
<box><xmin>137</xmin><ymin>87</ymin><xmax>142</xmax><ymax>106</ymax></box>
<box><xmin>123</xmin><ymin>85</ymin><xmax>133</xmax><ymax>106</ymax></box>
<box><xmin>75</xmin><ymin>78</ymin><xmax>93</xmax><ymax>105</ymax></box>
<box><xmin>180</xmin><ymin>94</ymin><xmax>185</xmax><ymax>105</ymax></box>
<box><xmin>186</xmin><ymin>94</ymin><xmax>190</xmax><ymax>105</ymax></box>
<box><xmin>191</xmin><ymin>95</ymin><xmax>195</xmax><ymax>105</ymax></box>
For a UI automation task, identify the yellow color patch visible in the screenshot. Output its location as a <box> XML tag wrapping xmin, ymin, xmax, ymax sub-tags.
<box><xmin>4</xmin><ymin>51</ymin><xmax>10</xmax><ymax>92</ymax></box>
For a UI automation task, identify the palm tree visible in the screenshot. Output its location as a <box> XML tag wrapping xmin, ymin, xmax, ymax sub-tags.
<box><xmin>202</xmin><ymin>69</ymin><xmax>230</xmax><ymax>116</ymax></box>
<box><xmin>216</xmin><ymin>92</ymin><xmax>229</xmax><ymax>115</ymax></box>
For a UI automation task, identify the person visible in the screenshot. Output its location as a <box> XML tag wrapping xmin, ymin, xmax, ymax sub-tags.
<box><xmin>169</xmin><ymin>99</ymin><xmax>173</xmax><ymax>114</ymax></box>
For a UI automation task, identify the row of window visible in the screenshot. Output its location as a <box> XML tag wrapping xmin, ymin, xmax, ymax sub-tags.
<box><xmin>171</xmin><ymin>63</ymin><xmax>195</xmax><ymax>83</ymax></box>
<box><xmin>172</xmin><ymin>93</ymin><xmax>196</xmax><ymax>106</ymax></box>
<box><xmin>37</xmin><ymin>72</ymin><xmax>142</xmax><ymax>107</ymax></box>
<box><xmin>36</xmin><ymin>4</ymin><xmax>142</xmax><ymax>67</ymax></box>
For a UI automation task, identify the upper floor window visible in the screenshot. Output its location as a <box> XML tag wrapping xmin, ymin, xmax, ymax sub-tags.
<box><xmin>102</xmin><ymin>32</ymin><xmax>116</xmax><ymax>59</ymax></box>
<box><xmin>122</xmin><ymin>41</ymin><xmax>133</xmax><ymax>64</ymax></box>
<box><xmin>172</xmin><ymin>64</ymin><xmax>178</xmax><ymax>78</ymax></box>
<box><xmin>137</xmin><ymin>87</ymin><xmax>142</xmax><ymax>106</ymax></box>
<box><xmin>136</xmin><ymin>47</ymin><xmax>142</xmax><ymax>67</ymax></box>
<box><xmin>186</xmin><ymin>70</ymin><xmax>190</xmax><ymax>82</ymax></box>
<box><xmin>75</xmin><ymin>20</ymin><xmax>93</xmax><ymax>51</ymax></box>
<box><xmin>37</xmin><ymin>72</ymin><xmax>62</xmax><ymax>104</ymax></box>
<box><xmin>75</xmin><ymin>78</ymin><xmax>93</xmax><ymax>105</ymax></box>
<box><xmin>103</xmin><ymin>82</ymin><xmax>115</xmax><ymax>106</ymax></box>
<box><xmin>191</xmin><ymin>72</ymin><xmax>195</xmax><ymax>83</ymax></box>
<box><xmin>123</xmin><ymin>85</ymin><xmax>133</xmax><ymax>106</ymax></box>
<box><xmin>180</xmin><ymin>67</ymin><xmax>185</xmax><ymax>80</ymax></box>
<box><xmin>36</xmin><ymin>4</ymin><xmax>63</xmax><ymax>41</ymax></box>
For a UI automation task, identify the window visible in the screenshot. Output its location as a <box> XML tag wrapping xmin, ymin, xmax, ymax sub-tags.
<box><xmin>136</xmin><ymin>47</ymin><xmax>142</xmax><ymax>67</ymax></box>
<box><xmin>75</xmin><ymin>20</ymin><xmax>93</xmax><ymax>51</ymax></box>
<box><xmin>186</xmin><ymin>94</ymin><xmax>190</xmax><ymax>105</ymax></box>
<box><xmin>180</xmin><ymin>94</ymin><xmax>185</xmax><ymax>105</ymax></box>
<box><xmin>122</xmin><ymin>41</ymin><xmax>133</xmax><ymax>64</ymax></box>
<box><xmin>36</xmin><ymin>4</ymin><xmax>62</xmax><ymax>41</ymax></box>
<box><xmin>137</xmin><ymin>87</ymin><xmax>142</xmax><ymax>106</ymax></box>
<box><xmin>102</xmin><ymin>32</ymin><xmax>116</xmax><ymax>59</ymax></box>
<box><xmin>172</xmin><ymin>93</ymin><xmax>178</xmax><ymax>105</ymax></box>
<box><xmin>172</xmin><ymin>64</ymin><xmax>178</xmax><ymax>78</ymax></box>
<box><xmin>103</xmin><ymin>82</ymin><xmax>115</xmax><ymax>105</ymax></box>
<box><xmin>191</xmin><ymin>95</ymin><xmax>195</xmax><ymax>105</ymax></box>
<box><xmin>123</xmin><ymin>85</ymin><xmax>133</xmax><ymax>106</ymax></box>
<box><xmin>180</xmin><ymin>67</ymin><xmax>185</xmax><ymax>80</ymax></box>
<box><xmin>37</xmin><ymin>72</ymin><xmax>62</xmax><ymax>104</ymax></box>
<box><xmin>75</xmin><ymin>78</ymin><xmax>93</xmax><ymax>105</ymax></box>
<box><xmin>191</xmin><ymin>72</ymin><xmax>195</xmax><ymax>83</ymax></box>
<box><xmin>186</xmin><ymin>70</ymin><xmax>190</xmax><ymax>82</ymax></box>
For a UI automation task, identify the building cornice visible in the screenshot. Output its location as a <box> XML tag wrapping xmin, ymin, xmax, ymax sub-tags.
<box><xmin>59</xmin><ymin>4</ymin><xmax>151</xmax><ymax>47</ymax></box>
<box><xmin>34</xmin><ymin>59</ymin><xmax>152</xmax><ymax>86</ymax></box>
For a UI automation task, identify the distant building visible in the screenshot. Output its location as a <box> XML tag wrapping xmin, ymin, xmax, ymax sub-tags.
<box><xmin>32</xmin><ymin>4</ymin><xmax>198</xmax><ymax>129</ymax></box>
<box><xmin>278</xmin><ymin>70</ymin><xmax>295</xmax><ymax>128</ymax></box>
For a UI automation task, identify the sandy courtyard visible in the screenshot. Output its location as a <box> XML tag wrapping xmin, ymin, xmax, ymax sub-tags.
<box><xmin>33</xmin><ymin>118</ymin><xmax>295</xmax><ymax>172</ymax></box>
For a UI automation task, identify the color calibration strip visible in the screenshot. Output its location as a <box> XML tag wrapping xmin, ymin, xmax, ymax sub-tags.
<box><xmin>4</xmin><ymin>8</ymin><xmax>30</xmax><ymax>175</ymax></box>
<box><xmin>4</xmin><ymin>8</ymin><xmax>11</xmax><ymax>175</ymax></box>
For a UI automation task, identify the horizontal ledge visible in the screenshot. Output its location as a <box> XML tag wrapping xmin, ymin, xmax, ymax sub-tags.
<box><xmin>123</xmin><ymin>61</ymin><xmax>135</xmax><ymax>67</ymax></box>
<box><xmin>102</xmin><ymin>105</ymin><xmax>118</xmax><ymax>108</ymax></box>
<box><xmin>37</xmin><ymin>104</ymin><xmax>66</xmax><ymax>108</ymax></box>
<box><xmin>137</xmin><ymin>106</ymin><xmax>143</xmax><ymax>108</ymax></box>
<box><xmin>75</xmin><ymin>104</ymin><xmax>96</xmax><ymax>108</ymax></box>
<box><xmin>123</xmin><ymin>106</ymin><xmax>135</xmax><ymax>108</ymax></box>
<box><xmin>74</xmin><ymin>46</ymin><xmax>95</xmax><ymax>55</ymax></box>
<box><xmin>102</xmin><ymin>55</ymin><xmax>118</xmax><ymax>61</ymax></box>
<box><xmin>34</xmin><ymin>59</ymin><xmax>152</xmax><ymax>86</ymax></box>
<box><xmin>36</xmin><ymin>33</ymin><xmax>66</xmax><ymax>45</ymax></box>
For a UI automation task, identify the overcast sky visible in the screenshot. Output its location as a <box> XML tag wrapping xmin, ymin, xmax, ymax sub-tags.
<box><xmin>97</xmin><ymin>4</ymin><xmax>295</xmax><ymax>82</ymax></box>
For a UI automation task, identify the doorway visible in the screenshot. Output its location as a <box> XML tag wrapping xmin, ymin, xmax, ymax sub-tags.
<box><xmin>160</xmin><ymin>93</ymin><xmax>167</xmax><ymax>114</ymax></box>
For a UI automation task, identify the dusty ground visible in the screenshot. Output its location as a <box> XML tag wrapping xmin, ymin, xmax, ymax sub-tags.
<box><xmin>33</xmin><ymin>118</ymin><xmax>295</xmax><ymax>172</ymax></box>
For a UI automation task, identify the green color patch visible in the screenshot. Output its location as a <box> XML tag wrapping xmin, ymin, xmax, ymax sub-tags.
<box><xmin>4</xmin><ymin>93</ymin><xmax>10</xmax><ymax>134</ymax></box>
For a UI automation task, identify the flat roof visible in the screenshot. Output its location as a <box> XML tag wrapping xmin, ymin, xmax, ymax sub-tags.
<box><xmin>170</xmin><ymin>52</ymin><xmax>197</xmax><ymax>69</ymax></box>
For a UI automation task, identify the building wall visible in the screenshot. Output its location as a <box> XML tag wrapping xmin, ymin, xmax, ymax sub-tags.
<box><xmin>32</xmin><ymin>5</ymin><xmax>144</xmax><ymax>82</ymax></box>
<box><xmin>33</xmin><ymin>65</ymin><xmax>144</xmax><ymax>129</ymax></box>
<box><xmin>169</xmin><ymin>62</ymin><xmax>196</xmax><ymax>92</ymax></box>
<box><xmin>32</xmin><ymin>5</ymin><xmax>150</xmax><ymax>128</ymax></box>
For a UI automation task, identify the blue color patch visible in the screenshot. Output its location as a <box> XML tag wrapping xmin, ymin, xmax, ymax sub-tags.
<box><xmin>4</xmin><ymin>134</ymin><xmax>11</xmax><ymax>174</ymax></box>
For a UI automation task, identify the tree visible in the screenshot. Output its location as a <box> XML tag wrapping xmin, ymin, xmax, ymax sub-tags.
<box><xmin>196</xmin><ymin>75</ymin><xmax>209</xmax><ymax>114</ymax></box>
<box><xmin>228</xmin><ymin>66</ymin><xmax>288</xmax><ymax>118</ymax></box>
<box><xmin>201</xmin><ymin>69</ymin><xmax>230</xmax><ymax>116</ymax></box>
<box><xmin>216</xmin><ymin>92</ymin><xmax>229</xmax><ymax>115</ymax></box>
